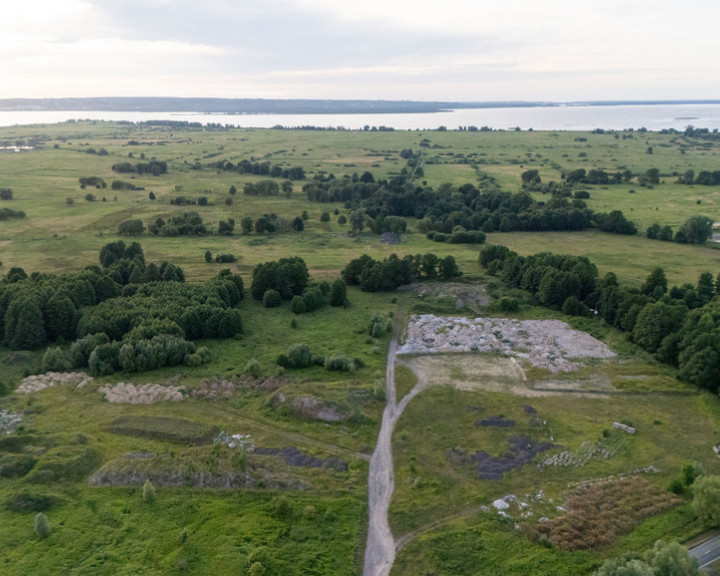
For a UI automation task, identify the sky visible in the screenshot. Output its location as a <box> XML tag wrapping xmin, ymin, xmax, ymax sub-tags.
<box><xmin>1</xmin><ymin>0</ymin><xmax>718</xmax><ymax>101</ymax></box>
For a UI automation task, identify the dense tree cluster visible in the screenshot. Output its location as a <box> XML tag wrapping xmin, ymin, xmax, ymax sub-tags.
<box><xmin>148</xmin><ymin>212</ymin><xmax>207</xmax><ymax>236</ymax></box>
<box><xmin>646</xmin><ymin>216</ymin><xmax>714</xmax><ymax>245</ymax></box>
<box><xmin>78</xmin><ymin>177</ymin><xmax>106</xmax><ymax>189</ymax></box>
<box><xmin>243</xmin><ymin>181</ymin><xmax>280</xmax><ymax>196</ymax></box>
<box><xmin>111</xmin><ymin>180</ymin><xmax>144</xmax><ymax>191</ymax></box>
<box><xmin>593</xmin><ymin>540</ymin><xmax>698</xmax><ymax>576</ymax></box>
<box><xmin>0</xmin><ymin>208</ymin><xmax>26</xmax><ymax>220</ymax></box>
<box><xmin>303</xmin><ymin>170</ymin><xmax>636</xmax><ymax>236</ymax></box>
<box><xmin>250</xmin><ymin>257</ymin><xmax>309</xmax><ymax>301</ymax></box>
<box><xmin>213</xmin><ymin>159</ymin><xmax>305</xmax><ymax>180</ymax></box>
<box><xmin>111</xmin><ymin>160</ymin><xmax>167</xmax><ymax>175</ymax></box>
<box><xmin>1</xmin><ymin>244</ymin><xmax>243</xmax><ymax>375</ymax></box>
<box><xmin>342</xmin><ymin>253</ymin><xmax>461</xmax><ymax>292</ymax></box>
<box><xmin>480</xmin><ymin>245</ymin><xmax>720</xmax><ymax>392</ymax></box>
<box><xmin>677</xmin><ymin>169</ymin><xmax>720</xmax><ymax>186</ymax></box>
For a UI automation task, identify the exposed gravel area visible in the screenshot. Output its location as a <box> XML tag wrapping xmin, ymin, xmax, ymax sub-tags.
<box><xmin>16</xmin><ymin>371</ymin><xmax>93</xmax><ymax>393</ymax></box>
<box><xmin>0</xmin><ymin>409</ymin><xmax>22</xmax><ymax>435</ymax></box>
<box><xmin>98</xmin><ymin>382</ymin><xmax>184</xmax><ymax>404</ymax></box>
<box><xmin>399</xmin><ymin>315</ymin><xmax>615</xmax><ymax>372</ymax></box>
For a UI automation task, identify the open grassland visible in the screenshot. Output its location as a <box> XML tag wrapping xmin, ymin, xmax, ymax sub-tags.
<box><xmin>2</xmin><ymin>122</ymin><xmax>720</xmax><ymax>574</ymax></box>
<box><xmin>1</xmin><ymin>122</ymin><xmax>720</xmax><ymax>286</ymax></box>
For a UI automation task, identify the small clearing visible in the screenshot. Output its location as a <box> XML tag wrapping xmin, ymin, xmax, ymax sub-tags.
<box><xmin>401</xmin><ymin>283</ymin><xmax>489</xmax><ymax>312</ymax></box>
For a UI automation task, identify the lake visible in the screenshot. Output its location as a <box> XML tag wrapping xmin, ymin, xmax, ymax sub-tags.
<box><xmin>1</xmin><ymin>103</ymin><xmax>720</xmax><ymax>131</ymax></box>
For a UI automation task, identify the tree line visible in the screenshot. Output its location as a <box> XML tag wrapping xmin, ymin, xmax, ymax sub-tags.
<box><xmin>342</xmin><ymin>253</ymin><xmax>461</xmax><ymax>292</ymax></box>
<box><xmin>301</xmin><ymin>170</ymin><xmax>637</xmax><ymax>237</ymax></box>
<box><xmin>480</xmin><ymin>245</ymin><xmax>720</xmax><ymax>392</ymax></box>
<box><xmin>212</xmin><ymin>159</ymin><xmax>305</xmax><ymax>180</ymax></box>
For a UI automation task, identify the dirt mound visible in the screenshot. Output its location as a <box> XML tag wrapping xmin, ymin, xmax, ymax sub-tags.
<box><xmin>271</xmin><ymin>393</ymin><xmax>351</xmax><ymax>422</ymax></box>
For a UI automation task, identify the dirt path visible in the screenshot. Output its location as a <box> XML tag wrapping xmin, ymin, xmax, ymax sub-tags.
<box><xmin>363</xmin><ymin>339</ymin><xmax>428</xmax><ymax>576</ymax></box>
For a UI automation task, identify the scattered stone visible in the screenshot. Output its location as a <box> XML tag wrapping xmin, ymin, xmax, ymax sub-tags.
<box><xmin>612</xmin><ymin>422</ymin><xmax>636</xmax><ymax>434</ymax></box>
<box><xmin>399</xmin><ymin>315</ymin><xmax>615</xmax><ymax>372</ymax></box>
<box><xmin>214</xmin><ymin>431</ymin><xmax>255</xmax><ymax>453</ymax></box>
<box><xmin>0</xmin><ymin>410</ymin><xmax>22</xmax><ymax>435</ymax></box>
<box><xmin>16</xmin><ymin>372</ymin><xmax>93</xmax><ymax>394</ymax></box>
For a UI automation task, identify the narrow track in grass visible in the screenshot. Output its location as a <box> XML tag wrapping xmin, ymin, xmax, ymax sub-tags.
<box><xmin>363</xmin><ymin>337</ymin><xmax>429</xmax><ymax>576</ymax></box>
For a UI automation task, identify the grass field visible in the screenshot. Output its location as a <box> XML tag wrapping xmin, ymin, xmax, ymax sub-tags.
<box><xmin>2</xmin><ymin>122</ymin><xmax>720</xmax><ymax>574</ymax></box>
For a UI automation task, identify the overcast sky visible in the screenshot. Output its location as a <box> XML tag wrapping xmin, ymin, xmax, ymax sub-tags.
<box><xmin>1</xmin><ymin>0</ymin><xmax>718</xmax><ymax>101</ymax></box>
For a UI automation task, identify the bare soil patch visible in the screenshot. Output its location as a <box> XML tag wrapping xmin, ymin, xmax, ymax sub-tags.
<box><xmin>401</xmin><ymin>283</ymin><xmax>489</xmax><ymax>312</ymax></box>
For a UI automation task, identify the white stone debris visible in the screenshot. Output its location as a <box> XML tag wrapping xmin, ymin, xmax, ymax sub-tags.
<box><xmin>98</xmin><ymin>382</ymin><xmax>184</xmax><ymax>404</ymax></box>
<box><xmin>16</xmin><ymin>371</ymin><xmax>93</xmax><ymax>394</ymax></box>
<box><xmin>398</xmin><ymin>315</ymin><xmax>615</xmax><ymax>373</ymax></box>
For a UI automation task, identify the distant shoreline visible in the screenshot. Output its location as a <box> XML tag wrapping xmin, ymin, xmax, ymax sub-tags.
<box><xmin>1</xmin><ymin>97</ymin><xmax>719</xmax><ymax>115</ymax></box>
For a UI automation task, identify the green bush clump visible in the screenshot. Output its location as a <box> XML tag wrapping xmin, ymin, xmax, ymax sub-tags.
<box><xmin>34</xmin><ymin>512</ymin><xmax>51</xmax><ymax>539</ymax></box>
<box><xmin>278</xmin><ymin>343</ymin><xmax>313</xmax><ymax>369</ymax></box>
<box><xmin>263</xmin><ymin>289</ymin><xmax>282</xmax><ymax>308</ymax></box>
<box><xmin>325</xmin><ymin>355</ymin><xmax>352</xmax><ymax>371</ymax></box>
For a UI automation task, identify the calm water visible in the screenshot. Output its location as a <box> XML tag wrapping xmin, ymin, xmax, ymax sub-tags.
<box><xmin>1</xmin><ymin>104</ymin><xmax>720</xmax><ymax>131</ymax></box>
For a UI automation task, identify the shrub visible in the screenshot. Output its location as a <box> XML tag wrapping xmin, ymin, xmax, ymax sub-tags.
<box><xmin>143</xmin><ymin>478</ymin><xmax>156</xmax><ymax>503</ymax></box>
<box><xmin>41</xmin><ymin>347</ymin><xmax>73</xmax><ymax>372</ymax></box>
<box><xmin>263</xmin><ymin>289</ymin><xmax>282</xmax><ymax>308</ymax></box>
<box><xmin>244</xmin><ymin>359</ymin><xmax>262</xmax><ymax>378</ymax></box>
<box><xmin>499</xmin><ymin>297</ymin><xmax>519</xmax><ymax>313</ymax></box>
<box><xmin>284</xmin><ymin>343</ymin><xmax>312</xmax><ymax>369</ymax></box>
<box><xmin>291</xmin><ymin>295</ymin><xmax>306</xmax><ymax>314</ymax></box>
<box><xmin>369</xmin><ymin>314</ymin><xmax>391</xmax><ymax>338</ymax></box>
<box><xmin>320</xmin><ymin>212</ymin><xmax>330</xmax><ymax>222</ymax></box>
<box><xmin>214</xmin><ymin>253</ymin><xmax>236</xmax><ymax>263</ymax></box>
<box><xmin>34</xmin><ymin>512</ymin><xmax>51</xmax><ymax>539</ymax></box>
<box><xmin>325</xmin><ymin>355</ymin><xmax>352</xmax><ymax>371</ymax></box>
<box><xmin>373</xmin><ymin>379</ymin><xmax>386</xmax><ymax>401</ymax></box>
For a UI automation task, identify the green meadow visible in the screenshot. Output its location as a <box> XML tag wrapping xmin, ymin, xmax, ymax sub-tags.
<box><xmin>1</xmin><ymin>121</ymin><xmax>720</xmax><ymax>574</ymax></box>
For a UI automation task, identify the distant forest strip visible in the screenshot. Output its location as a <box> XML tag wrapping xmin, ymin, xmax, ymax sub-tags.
<box><xmin>2</xmin><ymin>98</ymin><xmax>719</xmax><ymax>114</ymax></box>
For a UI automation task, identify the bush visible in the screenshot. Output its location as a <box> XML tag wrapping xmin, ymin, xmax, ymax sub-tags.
<box><xmin>244</xmin><ymin>359</ymin><xmax>262</xmax><ymax>378</ymax></box>
<box><xmin>34</xmin><ymin>512</ymin><xmax>51</xmax><ymax>539</ymax></box>
<box><xmin>283</xmin><ymin>343</ymin><xmax>313</xmax><ymax>369</ymax></box>
<box><xmin>499</xmin><ymin>297</ymin><xmax>519</xmax><ymax>313</ymax></box>
<box><xmin>214</xmin><ymin>253</ymin><xmax>236</xmax><ymax>263</ymax></box>
<box><xmin>325</xmin><ymin>355</ymin><xmax>352</xmax><ymax>371</ymax></box>
<box><xmin>41</xmin><ymin>347</ymin><xmax>73</xmax><ymax>372</ymax></box>
<box><xmin>263</xmin><ymin>289</ymin><xmax>282</xmax><ymax>308</ymax></box>
<box><xmin>291</xmin><ymin>295</ymin><xmax>306</xmax><ymax>314</ymax></box>
<box><xmin>143</xmin><ymin>478</ymin><xmax>156</xmax><ymax>503</ymax></box>
<box><xmin>373</xmin><ymin>379</ymin><xmax>386</xmax><ymax>401</ymax></box>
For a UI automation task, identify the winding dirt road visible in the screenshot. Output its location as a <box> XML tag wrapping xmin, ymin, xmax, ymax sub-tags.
<box><xmin>363</xmin><ymin>339</ymin><xmax>427</xmax><ymax>576</ymax></box>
